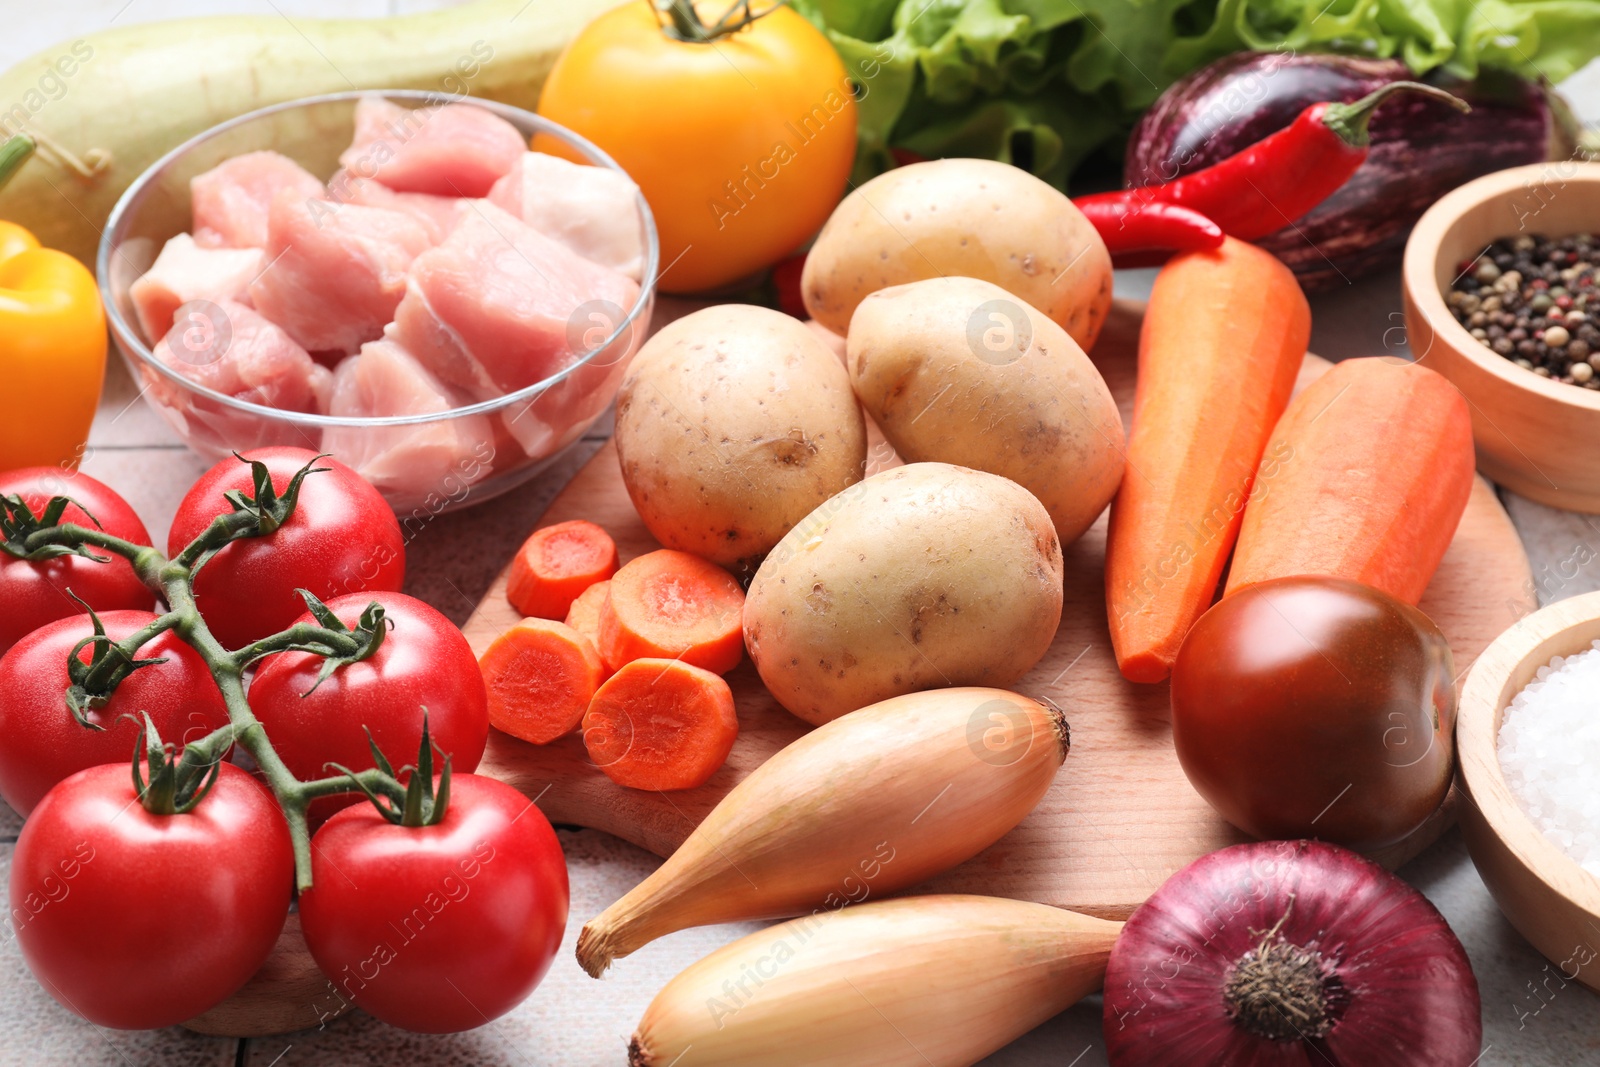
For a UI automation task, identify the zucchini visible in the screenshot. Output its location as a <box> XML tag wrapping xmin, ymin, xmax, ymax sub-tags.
<box><xmin>0</xmin><ymin>0</ymin><xmax>622</xmax><ymax>264</ymax></box>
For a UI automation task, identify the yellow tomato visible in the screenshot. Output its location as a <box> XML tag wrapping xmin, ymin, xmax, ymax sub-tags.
<box><xmin>538</xmin><ymin>1</ymin><xmax>857</xmax><ymax>294</ymax></box>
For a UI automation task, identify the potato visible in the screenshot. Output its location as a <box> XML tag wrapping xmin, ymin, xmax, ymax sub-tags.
<box><xmin>800</xmin><ymin>158</ymin><xmax>1112</xmax><ymax>351</ymax></box>
<box><xmin>614</xmin><ymin>305</ymin><xmax>866</xmax><ymax>573</ymax></box>
<box><xmin>847</xmin><ymin>276</ymin><xmax>1124</xmax><ymax>546</ymax></box>
<box><xmin>744</xmin><ymin>462</ymin><xmax>1063</xmax><ymax>725</ymax></box>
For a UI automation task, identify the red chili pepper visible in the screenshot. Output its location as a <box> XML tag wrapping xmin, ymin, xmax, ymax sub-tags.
<box><xmin>1075</xmin><ymin>198</ymin><xmax>1223</xmax><ymax>266</ymax></box>
<box><xmin>771</xmin><ymin>251</ymin><xmax>808</xmax><ymax>319</ymax></box>
<box><xmin>1079</xmin><ymin>81</ymin><xmax>1468</xmax><ymax>242</ymax></box>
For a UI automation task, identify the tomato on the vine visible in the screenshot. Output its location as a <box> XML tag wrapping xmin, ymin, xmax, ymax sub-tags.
<box><xmin>0</xmin><ymin>467</ymin><xmax>154</xmax><ymax>656</ymax></box>
<box><xmin>299</xmin><ymin>774</ymin><xmax>568</xmax><ymax>1033</ymax></box>
<box><xmin>537</xmin><ymin>1</ymin><xmax>857</xmax><ymax>293</ymax></box>
<box><xmin>248</xmin><ymin>592</ymin><xmax>489</xmax><ymax>821</ymax></box>
<box><xmin>167</xmin><ymin>448</ymin><xmax>405</xmax><ymax>651</ymax></box>
<box><xmin>10</xmin><ymin>762</ymin><xmax>293</xmax><ymax>1029</ymax></box>
<box><xmin>0</xmin><ymin>609</ymin><xmax>230</xmax><ymax>816</ymax></box>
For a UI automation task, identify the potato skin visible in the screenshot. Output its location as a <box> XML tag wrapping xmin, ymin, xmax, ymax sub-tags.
<box><xmin>744</xmin><ymin>462</ymin><xmax>1064</xmax><ymax>725</ymax></box>
<box><xmin>614</xmin><ymin>305</ymin><xmax>867</xmax><ymax>573</ymax></box>
<box><xmin>800</xmin><ymin>158</ymin><xmax>1112</xmax><ymax>351</ymax></box>
<box><xmin>847</xmin><ymin>276</ymin><xmax>1125</xmax><ymax>547</ymax></box>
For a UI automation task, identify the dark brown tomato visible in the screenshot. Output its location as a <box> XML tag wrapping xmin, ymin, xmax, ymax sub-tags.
<box><xmin>1171</xmin><ymin>576</ymin><xmax>1455</xmax><ymax>850</ymax></box>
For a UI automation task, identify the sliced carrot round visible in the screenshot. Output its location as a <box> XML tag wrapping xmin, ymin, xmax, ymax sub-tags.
<box><xmin>479</xmin><ymin>617</ymin><xmax>605</xmax><ymax>745</ymax></box>
<box><xmin>564</xmin><ymin>580</ymin><xmax>612</xmax><ymax>652</ymax></box>
<box><xmin>506</xmin><ymin>519</ymin><xmax>619</xmax><ymax>620</ymax></box>
<box><xmin>582</xmin><ymin>658</ymin><xmax>738</xmax><ymax>791</ymax></box>
<box><xmin>598</xmin><ymin>549</ymin><xmax>745</xmax><ymax>674</ymax></box>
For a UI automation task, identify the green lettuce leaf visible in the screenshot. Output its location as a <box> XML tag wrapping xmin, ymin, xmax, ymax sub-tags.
<box><xmin>793</xmin><ymin>0</ymin><xmax>1600</xmax><ymax>188</ymax></box>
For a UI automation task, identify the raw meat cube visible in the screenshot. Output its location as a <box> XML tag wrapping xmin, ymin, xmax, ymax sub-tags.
<box><xmin>129</xmin><ymin>234</ymin><xmax>264</xmax><ymax>343</ymax></box>
<box><xmin>248</xmin><ymin>193</ymin><xmax>433</xmax><ymax>355</ymax></box>
<box><xmin>339</xmin><ymin>95</ymin><xmax>524</xmax><ymax>199</ymax></box>
<box><xmin>322</xmin><ymin>338</ymin><xmax>493</xmax><ymax>509</ymax></box>
<box><xmin>494</xmin><ymin>339</ymin><xmax>635</xmax><ymax>460</ymax></box>
<box><xmin>488</xmin><ymin>152</ymin><xmax>644</xmax><ymax>280</ymax></box>
<box><xmin>190</xmin><ymin>151</ymin><xmax>324</xmax><ymax>249</ymax></box>
<box><xmin>390</xmin><ymin>200</ymin><xmax>640</xmax><ymax>402</ymax></box>
<box><xmin>326</xmin><ymin>168</ymin><xmax>462</xmax><ymax>245</ymax></box>
<box><xmin>151</xmin><ymin>299</ymin><xmax>330</xmax><ymax>413</ymax></box>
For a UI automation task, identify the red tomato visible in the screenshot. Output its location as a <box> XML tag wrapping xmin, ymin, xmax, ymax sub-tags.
<box><xmin>299</xmin><ymin>774</ymin><xmax>568</xmax><ymax>1033</ymax></box>
<box><xmin>0</xmin><ymin>467</ymin><xmax>154</xmax><ymax>656</ymax></box>
<box><xmin>248</xmin><ymin>592</ymin><xmax>489</xmax><ymax>820</ymax></box>
<box><xmin>10</xmin><ymin>762</ymin><xmax>293</xmax><ymax>1029</ymax></box>
<box><xmin>167</xmin><ymin>448</ymin><xmax>405</xmax><ymax>651</ymax></box>
<box><xmin>0</xmin><ymin>609</ymin><xmax>230</xmax><ymax>816</ymax></box>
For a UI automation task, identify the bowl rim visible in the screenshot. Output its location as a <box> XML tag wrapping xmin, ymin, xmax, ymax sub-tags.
<box><xmin>1403</xmin><ymin>160</ymin><xmax>1600</xmax><ymax>413</ymax></box>
<box><xmin>1458</xmin><ymin>588</ymin><xmax>1600</xmax><ymax>916</ymax></box>
<box><xmin>96</xmin><ymin>88</ymin><xmax>660</xmax><ymax>429</ymax></box>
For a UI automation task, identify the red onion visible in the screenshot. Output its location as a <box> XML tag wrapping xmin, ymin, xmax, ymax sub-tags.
<box><xmin>1103</xmin><ymin>840</ymin><xmax>1481</xmax><ymax>1065</ymax></box>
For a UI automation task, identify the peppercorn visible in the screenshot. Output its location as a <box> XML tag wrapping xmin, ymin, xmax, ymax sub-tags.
<box><xmin>1446</xmin><ymin>232</ymin><xmax>1600</xmax><ymax>389</ymax></box>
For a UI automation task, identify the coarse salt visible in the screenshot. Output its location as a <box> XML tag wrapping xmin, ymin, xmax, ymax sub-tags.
<box><xmin>1499</xmin><ymin>639</ymin><xmax>1600</xmax><ymax>879</ymax></box>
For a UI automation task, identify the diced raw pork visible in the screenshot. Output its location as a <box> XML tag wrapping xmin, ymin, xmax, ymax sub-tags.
<box><xmin>339</xmin><ymin>96</ymin><xmax>524</xmax><ymax>199</ymax></box>
<box><xmin>152</xmin><ymin>299</ymin><xmax>330</xmax><ymax>413</ymax></box>
<box><xmin>129</xmin><ymin>234</ymin><xmax>264</xmax><ymax>343</ymax></box>
<box><xmin>190</xmin><ymin>151</ymin><xmax>324</xmax><ymax>249</ymax></box>
<box><xmin>322</xmin><ymin>338</ymin><xmax>493</xmax><ymax>509</ymax></box>
<box><xmin>391</xmin><ymin>200</ymin><xmax>640</xmax><ymax>404</ymax></box>
<box><xmin>248</xmin><ymin>193</ymin><xmax>433</xmax><ymax>355</ymax></box>
<box><xmin>493</xmin><ymin>340</ymin><xmax>635</xmax><ymax>460</ymax></box>
<box><xmin>326</xmin><ymin>168</ymin><xmax>462</xmax><ymax>245</ymax></box>
<box><xmin>488</xmin><ymin>152</ymin><xmax>644</xmax><ymax>280</ymax></box>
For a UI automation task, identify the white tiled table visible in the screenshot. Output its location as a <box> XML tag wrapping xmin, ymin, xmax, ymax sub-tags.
<box><xmin>7</xmin><ymin>5</ymin><xmax>1600</xmax><ymax>1064</ymax></box>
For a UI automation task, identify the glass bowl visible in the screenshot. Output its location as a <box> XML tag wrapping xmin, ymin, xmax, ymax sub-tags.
<box><xmin>98</xmin><ymin>90</ymin><xmax>658</xmax><ymax>519</ymax></box>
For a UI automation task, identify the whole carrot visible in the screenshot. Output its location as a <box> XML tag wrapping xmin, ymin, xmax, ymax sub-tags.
<box><xmin>1224</xmin><ymin>357</ymin><xmax>1475</xmax><ymax>605</ymax></box>
<box><xmin>1105</xmin><ymin>237</ymin><xmax>1310</xmax><ymax>683</ymax></box>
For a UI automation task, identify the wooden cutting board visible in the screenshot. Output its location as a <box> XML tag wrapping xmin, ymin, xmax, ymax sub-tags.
<box><xmin>466</xmin><ymin>299</ymin><xmax>1532</xmax><ymax>914</ymax></box>
<box><xmin>187</xmin><ymin>299</ymin><xmax>1532</xmax><ymax>1038</ymax></box>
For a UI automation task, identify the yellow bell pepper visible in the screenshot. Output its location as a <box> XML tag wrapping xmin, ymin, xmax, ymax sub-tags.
<box><xmin>0</xmin><ymin>134</ymin><xmax>106</xmax><ymax>472</ymax></box>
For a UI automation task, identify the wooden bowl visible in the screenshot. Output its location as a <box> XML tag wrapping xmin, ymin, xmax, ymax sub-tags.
<box><xmin>1457</xmin><ymin>589</ymin><xmax>1600</xmax><ymax>992</ymax></box>
<box><xmin>1402</xmin><ymin>161</ymin><xmax>1600</xmax><ymax>511</ymax></box>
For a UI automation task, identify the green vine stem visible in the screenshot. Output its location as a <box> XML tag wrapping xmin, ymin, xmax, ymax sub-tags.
<box><xmin>1</xmin><ymin>459</ymin><xmax>415</xmax><ymax>891</ymax></box>
<box><xmin>654</xmin><ymin>0</ymin><xmax>786</xmax><ymax>42</ymax></box>
<box><xmin>0</xmin><ymin>134</ymin><xmax>33</xmax><ymax>192</ymax></box>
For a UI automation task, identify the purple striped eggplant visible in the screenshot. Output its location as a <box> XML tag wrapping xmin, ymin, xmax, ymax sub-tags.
<box><xmin>1125</xmin><ymin>53</ymin><xmax>1577</xmax><ymax>289</ymax></box>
